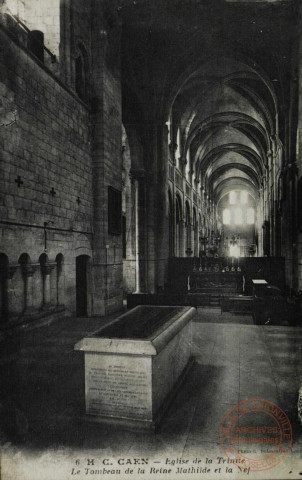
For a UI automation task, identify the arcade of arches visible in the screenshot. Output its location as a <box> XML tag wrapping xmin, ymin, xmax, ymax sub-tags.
<box><xmin>1</xmin><ymin>0</ymin><xmax>302</xmax><ymax>325</ymax></box>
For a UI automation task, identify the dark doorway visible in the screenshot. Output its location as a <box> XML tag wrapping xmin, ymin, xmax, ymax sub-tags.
<box><xmin>76</xmin><ymin>255</ymin><xmax>89</xmax><ymax>316</ymax></box>
<box><xmin>0</xmin><ymin>254</ymin><xmax>9</xmax><ymax>323</ymax></box>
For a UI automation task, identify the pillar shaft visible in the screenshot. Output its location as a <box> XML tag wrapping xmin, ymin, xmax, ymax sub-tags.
<box><xmin>41</xmin><ymin>264</ymin><xmax>55</xmax><ymax>308</ymax></box>
<box><xmin>90</xmin><ymin>1</ymin><xmax>123</xmax><ymax>315</ymax></box>
<box><xmin>22</xmin><ymin>265</ymin><xmax>37</xmax><ymax>313</ymax></box>
<box><xmin>6</xmin><ymin>265</ymin><xmax>18</xmax><ymax>319</ymax></box>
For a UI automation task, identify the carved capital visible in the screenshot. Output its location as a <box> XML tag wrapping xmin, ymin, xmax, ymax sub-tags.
<box><xmin>41</xmin><ymin>263</ymin><xmax>56</xmax><ymax>276</ymax></box>
<box><xmin>6</xmin><ymin>264</ymin><xmax>19</xmax><ymax>279</ymax></box>
<box><xmin>22</xmin><ymin>264</ymin><xmax>38</xmax><ymax>277</ymax></box>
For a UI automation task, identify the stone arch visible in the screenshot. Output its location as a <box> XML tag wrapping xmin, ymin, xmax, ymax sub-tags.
<box><xmin>74</xmin><ymin>41</ymin><xmax>90</xmax><ymax>102</ymax></box>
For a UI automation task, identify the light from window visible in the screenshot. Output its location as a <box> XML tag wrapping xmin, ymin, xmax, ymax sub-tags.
<box><xmin>240</xmin><ymin>191</ymin><xmax>248</xmax><ymax>205</ymax></box>
<box><xmin>175</xmin><ymin>128</ymin><xmax>181</xmax><ymax>169</ymax></box>
<box><xmin>234</xmin><ymin>208</ymin><xmax>243</xmax><ymax>225</ymax></box>
<box><xmin>223</xmin><ymin>208</ymin><xmax>231</xmax><ymax>225</ymax></box>
<box><xmin>186</xmin><ymin>150</ymin><xmax>190</xmax><ymax>178</ymax></box>
<box><xmin>230</xmin><ymin>244</ymin><xmax>240</xmax><ymax>257</ymax></box>
<box><xmin>247</xmin><ymin>207</ymin><xmax>255</xmax><ymax>224</ymax></box>
<box><xmin>229</xmin><ymin>191</ymin><xmax>237</xmax><ymax>204</ymax></box>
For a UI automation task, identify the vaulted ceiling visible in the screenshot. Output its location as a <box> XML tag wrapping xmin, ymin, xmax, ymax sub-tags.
<box><xmin>119</xmin><ymin>0</ymin><xmax>300</xmax><ymax>204</ymax></box>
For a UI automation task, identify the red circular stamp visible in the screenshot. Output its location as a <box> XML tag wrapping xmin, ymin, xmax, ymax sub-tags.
<box><xmin>219</xmin><ymin>399</ymin><xmax>292</xmax><ymax>472</ymax></box>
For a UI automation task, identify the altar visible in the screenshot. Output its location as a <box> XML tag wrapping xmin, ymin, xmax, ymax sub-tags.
<box><xmin>74</xmin><ymin>305</ymin><xmax>196</xmax><ymax>431</ymax></box>
<box><xmin>189</xmin><ymin>271</ymin><xmax>243</xmax><ymax>294</ymax></box>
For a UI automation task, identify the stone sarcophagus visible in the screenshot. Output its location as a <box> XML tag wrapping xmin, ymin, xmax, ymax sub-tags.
<box><xmin>74</xmin><ymin>306</ymin><xmax>196</xmax><ymax>430</ymax></box>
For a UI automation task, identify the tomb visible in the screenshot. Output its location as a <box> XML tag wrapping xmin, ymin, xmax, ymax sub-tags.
<box><xmin>74</xmin><ymin>305</ymin><xmax>196</xmax><ymax>430</ymax></box>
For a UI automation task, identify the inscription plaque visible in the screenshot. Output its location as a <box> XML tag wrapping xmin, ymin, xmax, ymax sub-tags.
<box><xmin>86</xmin><ymin>354</ymin><xmax>152</xmax><ymax>419</ymax></box>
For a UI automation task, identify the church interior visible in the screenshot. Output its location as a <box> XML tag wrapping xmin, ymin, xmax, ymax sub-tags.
<box><xmin>1</xmin><ymin>0</ymin><xmax>302</xmax><ymax>476</ymax></box>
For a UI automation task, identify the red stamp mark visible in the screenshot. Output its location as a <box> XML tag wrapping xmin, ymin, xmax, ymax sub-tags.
<box><xmin>219</xmin><ymin>399</ymin><xmax>292</xmax><ymax>472</ymax></box>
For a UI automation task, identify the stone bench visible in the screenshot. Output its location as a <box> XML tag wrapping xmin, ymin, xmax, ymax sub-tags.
<box><xmin>74</xmin><ymin>305</ymin><xmax>196</xmax><ymax>431</ymax></box>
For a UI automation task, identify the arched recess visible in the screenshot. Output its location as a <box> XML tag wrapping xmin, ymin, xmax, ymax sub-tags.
<box><xmin>39</xmin><ymin>253</ymin><xmax>50</xmax><ymax>308</ymax></box>
<box><xmin>76</xmin><ymin>255</ymin><xmax>91</xmax><ymax>316</ymax></box>
<box><xmin>175</xmin><ymin>194</ymin><xmax>183</xmax><ymax>257</ymax></box>
<box><xmin>0</xmin><ymin>253</ymin><xmax>9</xmax><ymax>322</ymax></box>
<box><xmin>18</xmin><ymin>253</ymin><xmax>33</xmax><ymax>314</ymax></box>
<box><xmin>74</xmin><ymin>41</ymin><xmax>90</xmax><ymax>102</ymax></box>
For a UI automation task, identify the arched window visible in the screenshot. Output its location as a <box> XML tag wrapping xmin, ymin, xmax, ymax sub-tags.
<box><xmin>240</xmin><ymin>191</ymin><xmax>248</xmax><ymax>205</ymax></box>
<box><xmin>230</xmin><ymin>244</ymin><xmax>240</xmax><ymax>257</ymax></box>
<box><xmin>75</xmin><ymin>43</ymin><xmax>89</xmax><ymax>102</ymax></box>
<box><xmin>247</xmin><ymin>207</ymin><xmax>255</xmax><ymax>225</ymax></box>
<box><xmin>185</xmin><ymin>149</ymin><xmax>190</xmax><ymax>179</ymax></box>
<box><xmin>223</xmin><ymin>208</ymin><xmax>231</xmax><ymax>225</ymax></box>
<box><xmin>175</xmin><ymin>128</ymin><xmax>181</xmax><ymax>169</ymax></box>
<box><xmin>234</xmin><ymin>208</ymin><xmax>243</xmax><ymax>225</ymax></box>
<box><xmin>229</xmin><ymin>191</ymin><xmax>237</xmax><ymax>204</ymax></box>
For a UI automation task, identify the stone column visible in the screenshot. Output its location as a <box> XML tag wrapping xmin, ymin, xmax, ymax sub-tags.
<box><xmin>134</xmin><ymin>177</ymin><xmax>141</xmax><ymax>293</ymax></box>
<box><xmin>156</xmin><ymin>124</ymin><xmax>170</xmax><ymax>289</ymax></box>
<box><xmin>3</xmin><ymin>265</ymin><xmax>18</xmax><ymax>321</ymax></box>
<box><xmin>41</xmin><ymin>263</ymin><xmax>56</xmax><ymax>309</ymax></box>
<box><xmin>22</xmin><ymin>264</ymin><xmax>37</xmax><ymax>314</ymax></box>
<box><xmin>267</xmin><ymin>150</ymin><xmax>275</xmax><ymax>255</ymax></box>
<box><xmin>257</xmin><ymin>186</ymin><xmax>264</xmax><ymax>257</ymax></box>
<box><xmin>131</xmin><ymin>169</ymin><xmax>147</xmax><ymax>293</ymax></box>
<box><xmin>181</xmin><ymin>218</ymin><xmax>186</xmax><ymax>257</ymax></box>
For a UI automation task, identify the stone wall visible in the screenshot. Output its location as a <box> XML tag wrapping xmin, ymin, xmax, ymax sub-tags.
<box><xmin>89</xmin><ymin>2</ymin><xmax>123</xmax><ymax>314</ymax></box>
<box><xmin>0</xmin><ymin>1</ymin><xmax>127</xmax><ymax>322</ymax></box>
<box><xmin>0</xmin><ymin>18</ymin><xmax>93</xmax><ymax>320</ymax></box>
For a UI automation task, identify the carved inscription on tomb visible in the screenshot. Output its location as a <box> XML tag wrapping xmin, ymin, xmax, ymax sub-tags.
<box><xmin>85</xmin><ymin>356</ymin><xmax>152</xmax><ymax>420</ymax></box>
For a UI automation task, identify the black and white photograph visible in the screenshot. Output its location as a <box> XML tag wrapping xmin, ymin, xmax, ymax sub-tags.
<box><xmin>0</xmin><ymin>0</ymin><xmax>302</xmax><ymax>478</ymax></box>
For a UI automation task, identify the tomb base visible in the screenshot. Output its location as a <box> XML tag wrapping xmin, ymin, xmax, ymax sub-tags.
<box><xmin>75</xmin><ymin>306</ymin><xmax>196</xmax><ymax>430</ymax></box>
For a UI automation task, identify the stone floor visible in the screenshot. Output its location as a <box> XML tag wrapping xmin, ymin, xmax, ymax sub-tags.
<box><xmin>1</xmin><ymin>307</ymin><xmax>302</xmax><ymax>480</ymax></box>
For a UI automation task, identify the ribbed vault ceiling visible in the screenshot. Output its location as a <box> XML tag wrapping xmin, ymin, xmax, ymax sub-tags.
<box><xmin>171</xmin><ymin>57</ymin><xmax>278</xmax><ymax>203</ymax></box>
<box><xmin>120</xmin><ymin>0</ymin><xmax>300</xmax><ymax>206</ymax></box>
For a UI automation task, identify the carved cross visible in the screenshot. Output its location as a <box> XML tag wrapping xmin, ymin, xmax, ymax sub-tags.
<box><xmin>15</xmin><ymin>176</ymin><xmax>23</xmax><ymax>187</ymax></box>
